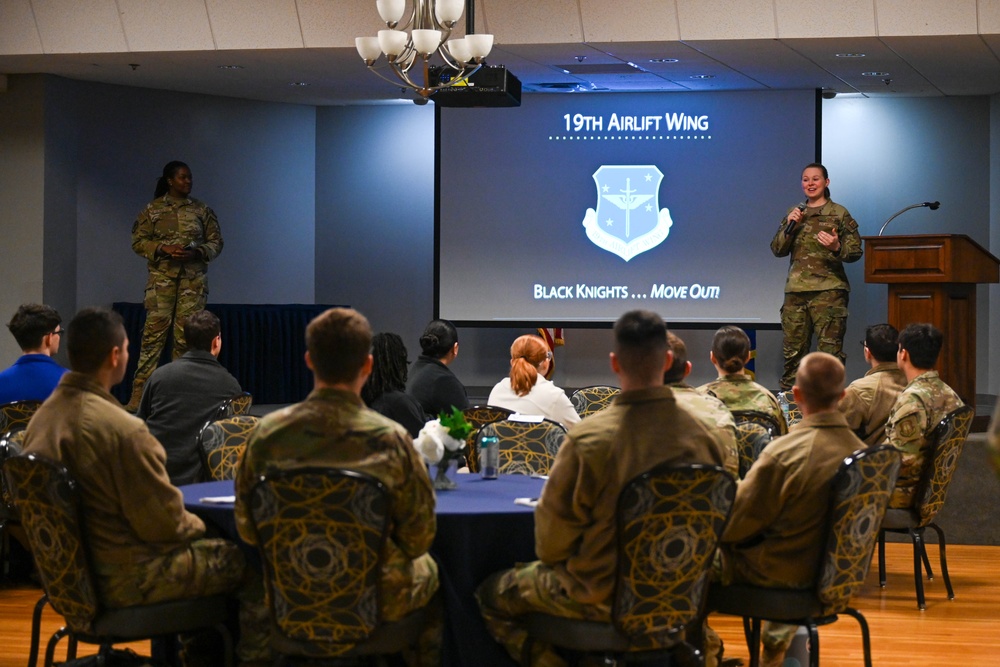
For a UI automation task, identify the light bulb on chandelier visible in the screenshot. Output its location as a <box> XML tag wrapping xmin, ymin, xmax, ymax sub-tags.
<box><xmin>355</xmin><ymin>0</ymin><xmax>494</xmax><ymax>99</ymax></box>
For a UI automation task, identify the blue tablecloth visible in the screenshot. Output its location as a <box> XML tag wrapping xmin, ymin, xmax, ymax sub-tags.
<box><xmin>181</xmin><ymin>473</ymin><xmax>545</xmax><ymax>667</ymax></box>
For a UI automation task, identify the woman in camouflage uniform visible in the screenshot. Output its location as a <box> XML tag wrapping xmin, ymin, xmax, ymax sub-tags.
<box><xmin>770</xmin><ymin>163</ymin><xmax>862</xmax><ymax>390</ymax></box>
<box><xmin>698</xmin><ymin>325</ymin><xmax>785</xmax><ymax>431</ymax></box>
<box><xmin>127</xmin><ymin>161</ymin><xmax>224</xmax><ymax>410</ymax></box>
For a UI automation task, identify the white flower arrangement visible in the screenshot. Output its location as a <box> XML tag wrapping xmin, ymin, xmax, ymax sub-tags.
<box><xmin>412</xmin><ymin>408</ymin><xmax>473</xmax><ymax>465</ymax></box>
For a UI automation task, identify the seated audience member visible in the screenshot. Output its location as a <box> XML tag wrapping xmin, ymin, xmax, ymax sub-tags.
<box><xmin>406</xmin><ymin>318</ymin><xmax>469</xmax><ymax>417</ymax></box>
<box><xmin>136</xmin><ymin>310</ymin><xmax>242</xmax><ymax>485</ymax></box>
<box><xmin>718</xmin><ymin>352</ymin><xmax>864</xmax><ymax>667</ymax></box>
<box><xmin>838</xmin><ymin>323</ymin><xmax>906</xmax><ymax>446</ymax></box>
<box><xmin>235</xmin><ymin>308</ymin><xmax>440</xmax><ymax>667</ymax></box>
<box><xmin>477</xmin><ymin>310</ymin><xmax>729</xmax><ymax>667</ymax></box>
<box><xmin>361</xmin><ymin>331</ymin><xmax>428</xmax><ymax>437</ymax></box>
<box><xmin>664</xmin><ymin>331</ymin><xmax>738</xmax><ymax>477</ymax></box>
<box><xmin>885</xmin><ymin>323</ymin><xmax>964</xmax><ymax>509</ymax></box>
<box><xmin>20</xmin><ymin>308</ymin><xmax>266</xmax><ymax>664</ymax></box>
<box><xmin>0</xmin><ymin>303</ymin><xmax>68</xmax><ymax>404</ymax></box>
<box><xmin>699</xmin><ymin>325</ymin><xmax>785</xmax><ymax>430</ymax></box>
<box><xmin>487</xmin><ymin>334</ymin><xmax>580</xmax><ymax>427</ymax></box>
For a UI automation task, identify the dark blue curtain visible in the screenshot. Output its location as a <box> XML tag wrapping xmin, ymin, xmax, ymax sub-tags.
<box><xmin>112</xmin><ymin>303</ymin><xmax>344</xmax><ymax>405</ymax></box>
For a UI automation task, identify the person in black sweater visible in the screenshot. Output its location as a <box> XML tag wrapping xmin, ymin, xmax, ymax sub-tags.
<box><xmin>361</xmin><ymin>331</ymin><xmax>428</xmax><ymax>437</ymax></box>
<box><xmin>406</xmin><ymin>319</ymin><xmax>469</xmax><ymax>417</ymax></box>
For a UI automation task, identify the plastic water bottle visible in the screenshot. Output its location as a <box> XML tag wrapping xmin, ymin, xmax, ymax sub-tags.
<box><xmin>782</xmin><ymin>626</ymin><xmax>809</xmax><ymax>666</ymax></box>
<box><xmin>480</xmin><ymin>435</ymin><xmax>499</xmax><ymax>479</ymax></box>
<box><xmin>778</xmin><ymin>391</ymin><xmax>791</xmax><ymax>425</ymax></box>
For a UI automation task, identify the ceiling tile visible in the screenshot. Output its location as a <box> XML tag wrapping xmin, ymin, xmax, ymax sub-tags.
<box><xmin>880</xmin><ymin>35</ymin><xmax>1000</xmax><ymax>95</ymax></box>
<box><xmin>206</xmin><ymin>0</ymin><xmax>304</xmax><ymax>49</ymax></box>
<box><xmin>480</xmin><ymin>0</ymin><xmax>582</xmax><ymax>44</ymax></box>
<box><xmin>774</xmin><ymin>0</ymin><xmax>876</xmax><ymax>38</ymax></box>
<box><xmin>31</xmin><ymin>0</ymin><xmax>128</xmax><ymax>53</ymax></box>
<box><xmin>300</xmin><ymin>0</ymin><xmax>382</xmax><ymax>48</ymax></box>
<box><xmin>874</xmin><ymin>0</ymin><xmax>978</xmax><ymax>36</ymax></box>
<box><xmin>0</xmin><ymin>0</ymin><xmax>43</xmax><ymax>54</ymax></box>
<box><xmin>118</xmin><ymin>0</ymin><xmax>215</xmax><ymax>52</ymax></box>
<box><xmin>579</xmin><ymin>0</ymin><xmax>680</xmax><ymax>43</ymax></box>
<box><xmin>676</xmin><ymin>0</ymin><xmax>776</xmax><ymax>40</ymax></box>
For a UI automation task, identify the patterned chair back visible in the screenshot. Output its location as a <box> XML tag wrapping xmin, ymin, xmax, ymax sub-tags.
<box><xmin>914</xmin><ymin>405</ymin><xmax>975</xmax><ymax>526</ymax></box>
<box><xmin>816</xmin><ymin>445</ymin><xmax>900</xmax><ymax>614</ymax></box>
<box><xmin>2</xmin><ymin>454</ymin><xmax>101</xmax><ymax>633</ymax></box>
<box><xmin>731</xmin><ymin>410</ymin><xmax>782</xmax><ymax>478</ymax></box>
<box><xmin>613</xmin><ymin>463</ymin><xmax>736</xmax><ymax>648</ymax></box>
<box><xmin>1</xmin><ymin>430</ymin><xmax>27</xmax><ymax>519</ymax></box>
<box><xmin>477</xmin><ymin>418</ymin><xmax>567</xmax><ymax>476</ymax></box>
<box><xmin>214</xmin><ymin>392</ymin><xmax>254</xmax><ymax>420</ymax></box>
<box><xmin>249</xmin><ymin>467</ymin><xmax>390</xmax><ymax>654</ymax></box>
<box><xmin>570</xmin><ymin>386</ymin><xmax>621</xmax><ymax>418</ymax></box>
<box><xmin>777</xmin><ymin>391</ymin><xmax>801</xmax><ymax>429</ymax></box>
<box><xmin>461</xmin><ymin>405</ymin><xmax>513</xmax><ymax>473</ymax></box>
<box><xmin>198</xmin><ymin>415</ymin><xmax>260</xmax><ymax>481</ymax></box>
<box><xmin>0</xmin><ymin>400</ymin><xmax>42</xmax><ymax>434</ymax></box>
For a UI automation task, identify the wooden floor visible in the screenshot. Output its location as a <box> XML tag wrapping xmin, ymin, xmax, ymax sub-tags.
<box><xmin>710</xmin><ymin>542</ymin><xmax>1000</xmax><ymax>666</ymax></box>
<box><xmin>0</xmin><ymin>542</ymin><xmax>997</xmax><ymax>666</ymax></box>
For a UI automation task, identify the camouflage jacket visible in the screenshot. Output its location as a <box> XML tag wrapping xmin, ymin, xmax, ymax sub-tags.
<box><xmin>669</xmin><ymin>382</ymin><xmax>739</xmax><ymax>477</ymax></box>
<box><xmin>838</xmin><ymin>362</ymin><xmax>907</xmax><ymax>446</ymax></box>
<box><xmin>698</xmin><ymin>374</ymin><xmax>785</xmax><ymax>432</ymax></box>
<box><xmin>132</xmin><ymin>195</ymin><xmax>223</xmax><ymax>280</ymax></box>
<box><xmin>770</xmin><ymin>200</ymin><xmax>862</xmax><ymax>293</ymax></box>
<box><xmin>884</xmin><ymin>371</ymin><xmax>964</xmax><ymax>508</ymax></box>
<box><xmin>235</xmin><ymin>387</ymin><xmax>436</xmax><ymax>594</ymax></box>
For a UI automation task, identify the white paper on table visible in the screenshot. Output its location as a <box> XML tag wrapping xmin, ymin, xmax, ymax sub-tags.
<box><xmin>514</xmin><ymin>497</ymin><xmax>539</xmax><ymax>507</ymax></box>
<box><xmin>199</xmin><ymin>496</ymin><xmax>236</xmax><ymax>504</ymax></box>
<box><xmin>509</xmin><ymin>413</ymin><xmax>544</xmax><ymax>423</ymax></box>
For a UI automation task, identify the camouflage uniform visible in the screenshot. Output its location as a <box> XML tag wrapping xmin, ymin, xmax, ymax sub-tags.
<box><xmin>670</xmin><ymin>382</ymin><xmax>740</xmax><ymax>477</ymax></box>
<box><xmin>884</xmin><ymin>371</ymin><xmax>964</xmax><ymax>509</ymax></box>
<box><xmin>21</xmin><ymin>372</ymin><xmax>267</xmax><ymax>663</ymax></box>
<box><xmin>837</xmin><ymin>362</ymin><xmax>907</xmax><ymax>446</ymax></box>
<box><xmin>235</xmin><ymin>387</ymin><xmax>440</xmax><ymax>667</ymax></box>
<box><xmin>718</xmin><ymin>411</ymin><xmax>865</xmax><ymax>660</ymax></box>
<box><xmin>770</xmin><ymin>201</ymin><xmax>862</xmax><ymax>389</ymax></box>
<box><xmin>698</xmin><ymin>373</ymin><xmax>787</xmax><ymax>433</ymax></box>
<box><xmin>477</xmin><ymin>386</ymin><xmax>730</xmax><ymax>667</ymax></box>
<box><xmin>129</xmin><ymin>195</ymin><xmax>223</xmax><ymax>407</ymax></box>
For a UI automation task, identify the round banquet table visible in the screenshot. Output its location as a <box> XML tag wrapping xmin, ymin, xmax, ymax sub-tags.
<box><xmin>181</xmin><ymin>473</ymin><xmax>546</xmax><ymax>667</ymax></box>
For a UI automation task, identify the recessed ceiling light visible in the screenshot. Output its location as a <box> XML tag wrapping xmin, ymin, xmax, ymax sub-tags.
<box><xmin>289</xmin><ymin>82</ymin><xmax>310</xmax><ymax>87</ymax></box>
<box><xmin>690</xmin><ymin>74</ymin><xmax>714</xmax><ymax>79</ymax></box>
<box><xmin>861</xmin><ymin>71</ymin><xmax>890</xmax><ymax>77</ymax></box>
<box><xmin>835</xmin><ymin>53</ymin><xmax>866</xmax><ymax>58</ymax></box>
<box><xmin>217</xmin><ymin>65</ymin><xmax>244</xmax><ymax>70</ymax></box>
<box><xmin>649</xmin><ymin>58</ymin><xmax>679</xmax><ymax>63</ymax></box>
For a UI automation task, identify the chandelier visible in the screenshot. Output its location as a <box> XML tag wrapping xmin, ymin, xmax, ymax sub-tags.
<box><xmin>355</xmin><ymin>0</ymin><xmax>494</xmax><ymax>100</ymax></box>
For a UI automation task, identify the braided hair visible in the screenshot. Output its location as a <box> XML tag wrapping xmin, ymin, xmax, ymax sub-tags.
<box><xmin>361</xmin><ymin>332</ymin><xmax>410</xmax><ymax>406</ymax></box>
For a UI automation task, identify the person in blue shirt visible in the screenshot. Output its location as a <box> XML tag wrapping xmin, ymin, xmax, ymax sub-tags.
<box><xmin>0</xmin><ymin>303</ymin><xmax>69</xmax><ymax>404</ymax></box>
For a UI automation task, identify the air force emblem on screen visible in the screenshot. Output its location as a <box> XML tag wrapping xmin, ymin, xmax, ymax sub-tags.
<box><xmin>582</xmin><ymin>165</ymin><xmax>673</xmax><ymax>262</ymax></box>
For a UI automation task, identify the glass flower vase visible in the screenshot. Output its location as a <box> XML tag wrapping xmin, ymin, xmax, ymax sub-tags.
<box><xmin>433</xmin><ymin>457</ymin><xmax>459</xmax><ymax>491</ymax></box>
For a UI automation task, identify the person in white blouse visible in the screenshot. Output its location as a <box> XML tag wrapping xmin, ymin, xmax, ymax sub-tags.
<box><xmin>487</xmin><ymin>334</ymin><xmax>580</xmax><ymax>427</ymax></box>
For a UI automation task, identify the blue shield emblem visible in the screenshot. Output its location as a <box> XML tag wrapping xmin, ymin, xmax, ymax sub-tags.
<box><xmin>582</xmin><ymin>165</ymin><xmax>673</xmax><ymax>262</ymax></box>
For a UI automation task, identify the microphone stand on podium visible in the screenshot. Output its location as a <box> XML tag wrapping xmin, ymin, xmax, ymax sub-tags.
<box><xmin>877</xmin><ymin>201</ymin><xmax>940</xmax><ymax>236</ymax></box>
<box><xmin>863</xmin><ymin>200</ymin><xmax>999</xmax><ymax>411</ymax></box>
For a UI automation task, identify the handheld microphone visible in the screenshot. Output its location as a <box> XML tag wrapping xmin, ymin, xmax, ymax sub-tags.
<box><xmin>785</xmin><ymin>202</ymin><xmax>807</xmax><ymax>236</ymax></box>
<box><xmin>877</xmin><ymin>201</ymin><xmax>941</xmax><ymax>236</ymax></box>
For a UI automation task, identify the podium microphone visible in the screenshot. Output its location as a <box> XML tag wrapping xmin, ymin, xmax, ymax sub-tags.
<box><xmin>877</xmin><ymin>201</ymin><xmax>941</xmax><ymax>236</ymax></box>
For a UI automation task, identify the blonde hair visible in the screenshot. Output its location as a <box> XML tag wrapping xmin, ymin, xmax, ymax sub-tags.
<box><xmin>509</xmin><ymin>335</ymin><xmax>549</xmax><ymax>396</ymax></box>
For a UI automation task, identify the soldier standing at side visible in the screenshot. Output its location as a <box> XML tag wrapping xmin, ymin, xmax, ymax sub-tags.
<box><xmin>126</xmin><ymin>161</ymin><xmax>224</xmax><ymax>411</ymax></box>
<box><xmin>770</xmin><ymin>163</ymin><xmax>862</xmax><ymax>391</ymax></box>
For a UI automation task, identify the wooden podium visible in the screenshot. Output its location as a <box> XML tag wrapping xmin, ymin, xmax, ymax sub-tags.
<box><xmin>863</xmin><ymin>234</ymin><xmax>999</xmax><ymax>404</ymax></box>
